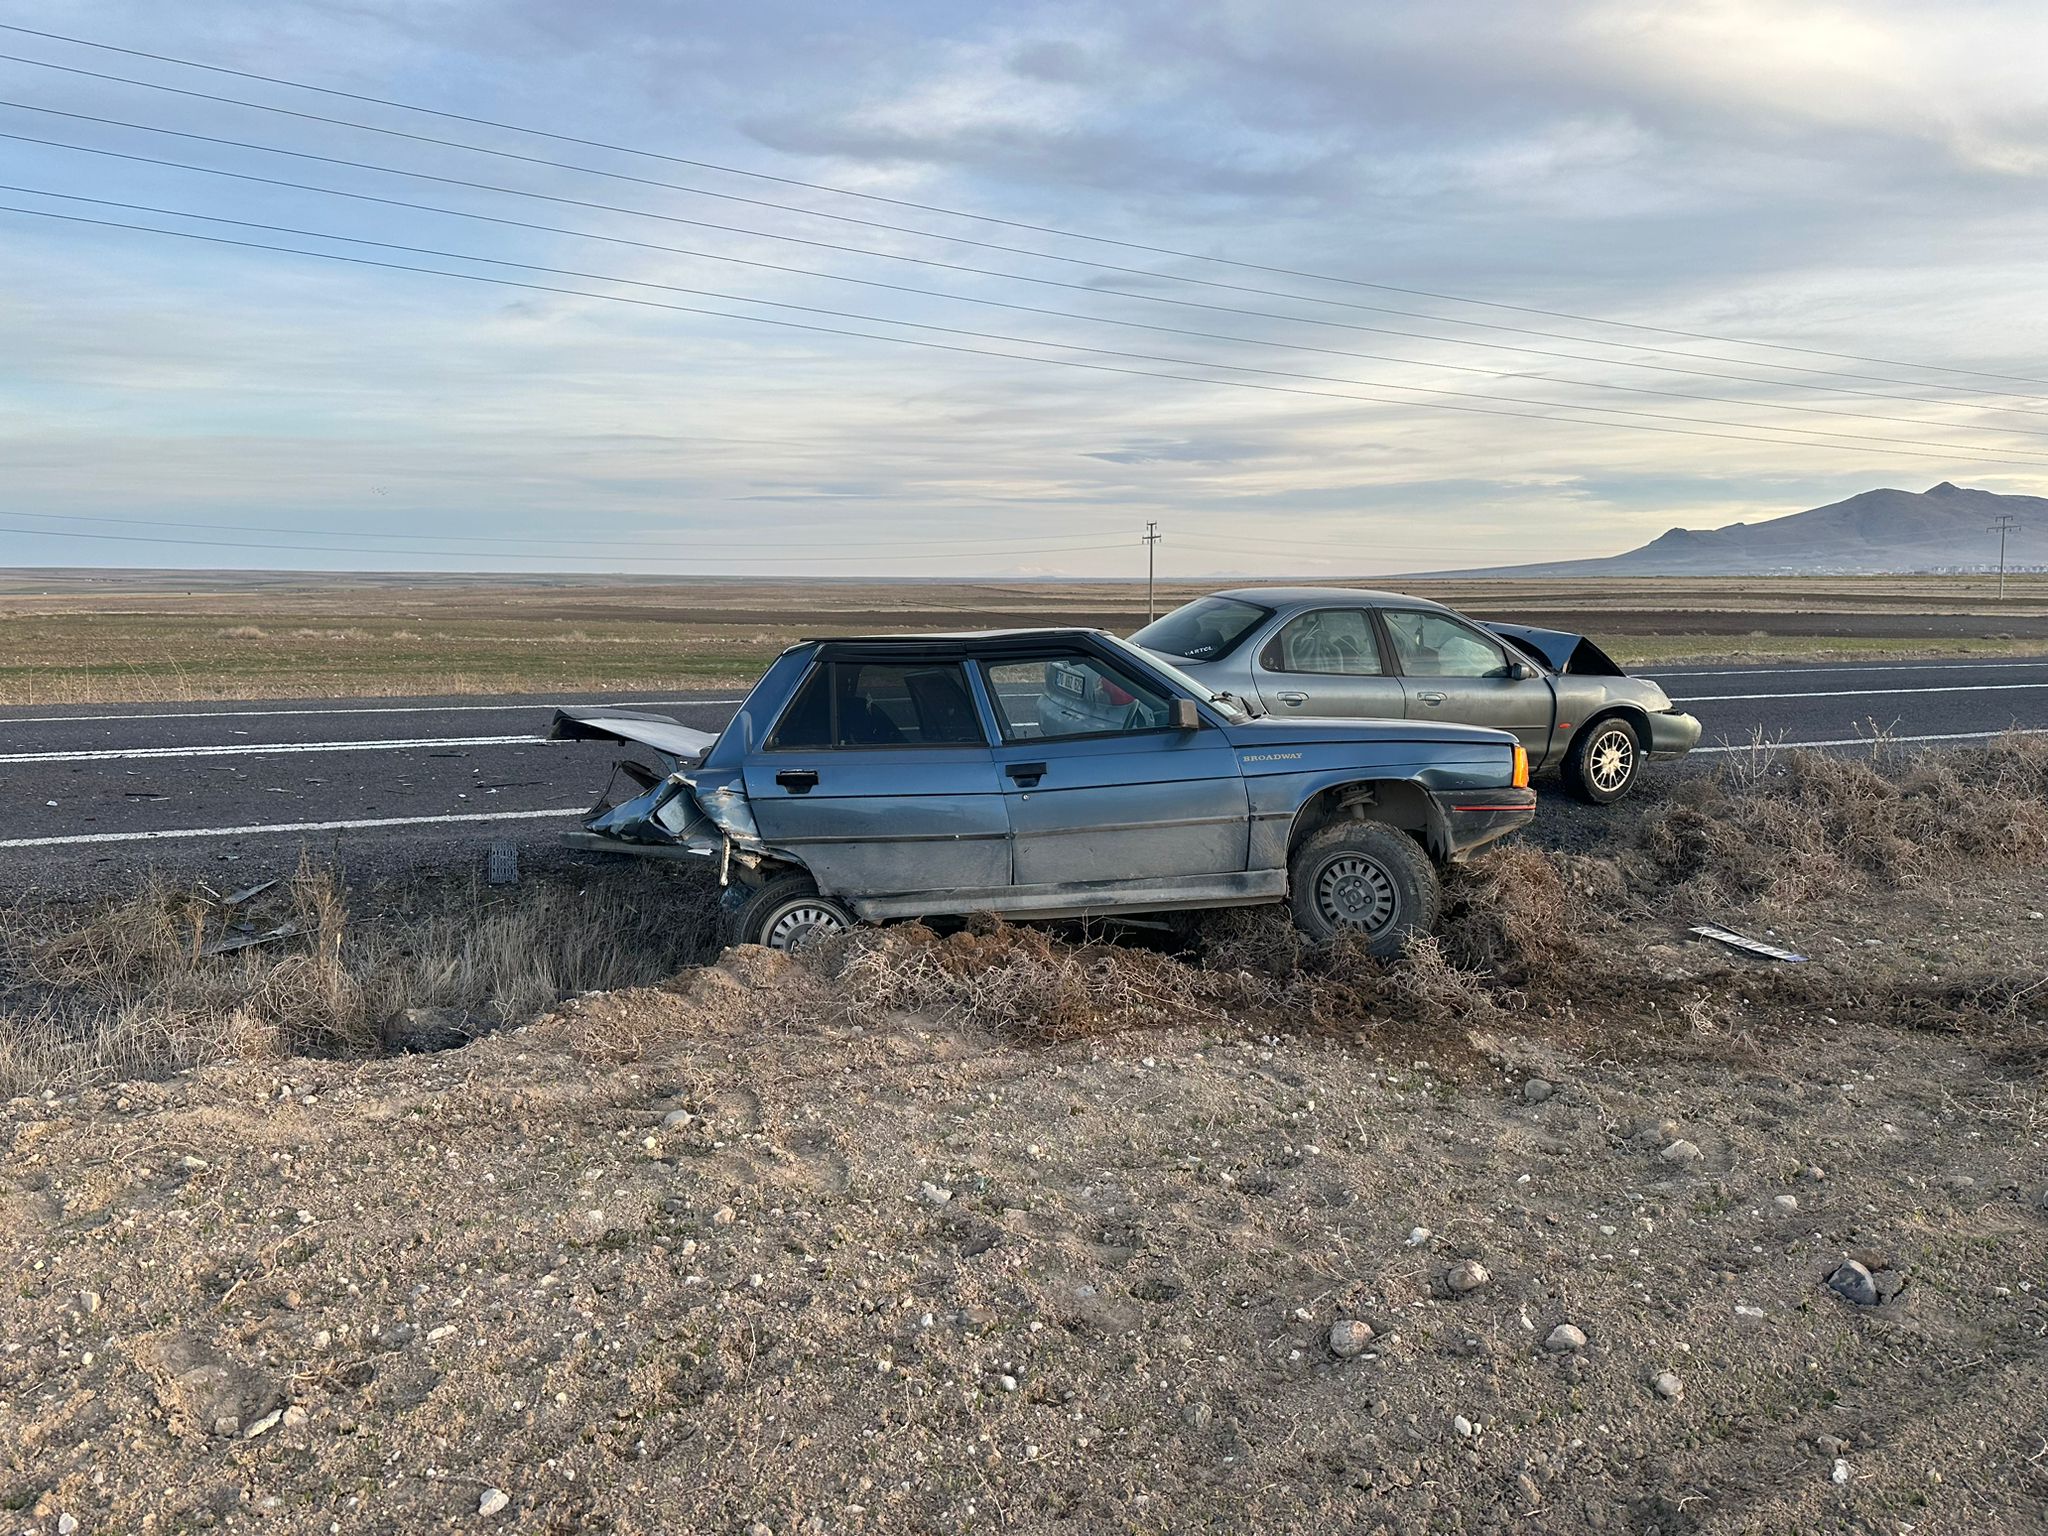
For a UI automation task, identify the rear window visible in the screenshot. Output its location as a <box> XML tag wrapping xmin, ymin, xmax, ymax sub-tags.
<box><xmin>1131</xmin><ymin>596</ymin><xmax>1271</xmax><ymax>662</ymax></box>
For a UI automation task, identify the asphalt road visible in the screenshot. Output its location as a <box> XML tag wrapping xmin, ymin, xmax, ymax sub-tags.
<box><xmin>2</xmin><ymin>656</ymin><xmax>2044</xmax><ymax>895</ymax></box>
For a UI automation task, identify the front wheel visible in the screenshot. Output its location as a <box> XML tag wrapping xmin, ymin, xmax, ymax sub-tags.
<box><xmin>1563</xmin><ymin>716</ymin><xmax>1641</xmax><ymax>804</ymax></box>
<box><xmin>1286</xmin><ymin>821</ymin><xmax>1441</xmax><ymax>955</ymax></box>
<box><xmin>724</xmin><ymin>872</ymin><xmax>854</xmax><ymax>952</ymax></box>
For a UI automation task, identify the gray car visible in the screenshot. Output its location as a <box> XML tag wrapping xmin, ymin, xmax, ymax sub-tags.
<box><xmin>1132</xmin><ymin>588</ymin><xmax>1701</xmax><ymax>803</ymax></box>
<box><xmin>552</xmin><ymin>627</ymin><xmax>1536</xmax><ymax>955</ymax></box>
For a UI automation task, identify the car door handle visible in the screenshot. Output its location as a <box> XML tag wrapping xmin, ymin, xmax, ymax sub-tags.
<box><xmin>774</xmin><ymin>768</ymin><xmax>820</xmax><ymax>793</ymax></box>
<box><xmin>1275</xmin><ymin>691</ymin><xmax>1308</xmax><ymax>706</ymax></box>
<box><xmin>1006</xmin><ymin>761</ymin><xmax>1047</xmax><ymax>786</ymax></box>
<box><xmin>1414</xmin><ymin>691</ymin><xmax>1446</xmax><ymax>705</ymax></box>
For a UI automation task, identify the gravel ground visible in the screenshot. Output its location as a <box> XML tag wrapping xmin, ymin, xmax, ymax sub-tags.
<box><xmin>5</xmin><ymin>859</ymin><xmax>2047</xmax><ymax>1534</ymax></box>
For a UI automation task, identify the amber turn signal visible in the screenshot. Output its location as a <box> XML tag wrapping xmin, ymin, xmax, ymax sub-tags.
<box><xmin>1511</xmin><ymin>744</ymin><xmax>1530</xmax><ymax>788</ymax></box>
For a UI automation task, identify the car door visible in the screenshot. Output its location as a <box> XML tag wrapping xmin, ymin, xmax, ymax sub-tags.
<box><xmin>978</xmin><ymin>647</ymin><xmax>1249</xmax><ymax>888</ymax></box>
<box><xmin>1249</xmin><ymin>606</ymin><xmax>1407</xmax><ymax>719</ymax></box>
<box><xmin>742</xmin><ymin>655</ymin><xmax>1010</xmax><ymax>896</ymax></box>
<box><xmin>1378</xmin><ymin>608</ymin><xmax>1555</xmax><ymax>756</ymax></box>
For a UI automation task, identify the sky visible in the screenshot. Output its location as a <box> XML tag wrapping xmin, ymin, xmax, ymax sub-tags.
<box><xmin>2</xmin><ymin>0</ymin><xmax>2047</xmax><ymax>577</ymax></box>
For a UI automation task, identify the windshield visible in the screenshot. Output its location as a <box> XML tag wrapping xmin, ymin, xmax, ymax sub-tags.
<box><xmin>1100</xmin><ymin>634</ymin><xmax>1252</xmax><ymax>723</ymax></box>
<box><xmin>1130</xmin><ymin>595</ymin><xmax>1271</xmax><ymax>662</ymax></box>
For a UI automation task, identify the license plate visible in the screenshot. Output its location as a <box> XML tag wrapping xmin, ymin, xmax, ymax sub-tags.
<box><xmin>1051</xmin><ymin>665</ymin><xmax>1087</xmax><ymax>697</ymax></box>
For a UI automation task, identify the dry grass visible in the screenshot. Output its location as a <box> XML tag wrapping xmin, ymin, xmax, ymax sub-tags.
<box><xmin>0</xmin><ymin>860</ymin><xmax>722</xmax><ymax>1096</ymax></box>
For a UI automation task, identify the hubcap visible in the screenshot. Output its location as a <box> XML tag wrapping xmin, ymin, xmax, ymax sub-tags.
<box><xmin>1589</xmin><ymin>728</ymin><xmax>1635</xmax><ymax>793</ymax></box>
<box><xmin>763</xmin><ymin>900</ymin><xmax>847</xmax><ymax>951</ymax></box>
<box><xmin>1314</xmin><ymin>853</ymin><xmax>1399</xmax><ymax>935</ymax></box>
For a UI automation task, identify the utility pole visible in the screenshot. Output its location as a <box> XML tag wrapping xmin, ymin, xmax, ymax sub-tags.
<box><xmin>1990</xmin><ymin>513</ymin><xmax>2021</xmax><ymax>599</ymax></box>
<box><xmin>1142</xmin><ymin>521</ymin><xmax>1162</xmax><ymax>620</ymax></box>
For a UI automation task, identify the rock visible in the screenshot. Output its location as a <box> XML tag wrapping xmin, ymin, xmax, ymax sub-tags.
<box><xmin>1651</xmin><ymin>1371</ymin><xmax>1684</xmax><ymax>1400</ymax></box>
<box><xmin>80</xmin><ymin>1290</ymin><xmax>101</xmax><ymax>1315</ymax></box>
<box><xmin>1544</xmin><ymin>1324</ymin><xmax>1587</xmax><ymax>1353</ymax></box>
<box><xmin>1328</xmin><ymin>1319</ymin><xmax>1375</xmax><ymax>1358</ymax></box>
<box><xmin>243</xmin><ymin>1409</ymin><xmax>283</xmax><ymax>1439</ymax></box>
<box><xmin>1660</xmin><ymin>1139</ymin><xmax>1703</xmax><ymax>1164</ymax></box>
<box><xmin>711</xmin><ymin>1205</ymin><xmax>736</xmax><ymax>1227</ymax></box>
<box><xmin>661</xmin><ymin>1109</ymin><xmax>694</xmax><ymax>1129</ymax></box>
<box><xmin>282</xmin><ymin>1405</ymin><xmax>308</xmax><ymax>1428</ymax></box>
<box><xmin>1453</xmin><ymin>1414</ymin><xmax>1475</xmax><ymax>1437</ymax></box>
<box><xmin>1827</xmin><ymin>1260</ymin><xmax>1880</xmax><ymax>1307</ymax></box>
<box><xmin>1803</xmin><ymin>1165</ymin><xmax>1826</xmax><ymax>1182</ymax></box>
<box><xmin>1522</xmin><ymin>1078</ymin><xmax>1554</xmax><ymax>1105</ymax></box>
<box><xmin>58</xmin><ymin>1517</ymin><xmax>77</xmax><ymax>1536</ymax></box>
<box><xmin>478</xmin><ymin>1488</ymin><xmax>511</xmax><ymax>1517</ymax></box>
<box><xmin>920</xmin><ymin>1181</ymin><xmax>954</xmax><ymax>1207</ymax></box>
<box><xmin>1815</xmin><ymin>1433</ymin><xmax>1848</xmax><ymax>1457</ymax></box>
<box><xmin>1446</xmin><ymin>1260</ymin><xmax>1491</xmax><ymax>1296</ymax></box>
<box><xmin>1772</xmin><ymin>1194</ymin><xmax>1799</xmax><ymax>1213</ymax></box>
<box><xmin>1832</xmin><ymin>1458</ymin><xmax>1852</xmax><ymax>1486</ymax></box>
<box><xmin>1404</xmin><ymin>1226</ymin><xmax>1432</xmax><ymax>1247</ymax></box>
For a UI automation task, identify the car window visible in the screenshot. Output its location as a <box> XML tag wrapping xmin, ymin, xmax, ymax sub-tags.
<box><xmin>769</xmin><ymin>661</ymin><xmax>987</xmax><ymax>749</ymax></box>
<box><xmin>1261</xmin><ymin>609</ymin><xmax>1384</xmax><ymax>676</ymax></box>
<box><xmin>1130</xmin><ymin>596</ymin><xmax>1271</xmax><ymax>662</ymax></box>
<box><xmin>981</xmin><ymin>654</ymin><xmax>1173</xmax><ymax>740</ymax></box>
<box><xmin>1381</xmin><ymin>610</ymin><xmax>1511</xmax><ymax>679</ymax></box>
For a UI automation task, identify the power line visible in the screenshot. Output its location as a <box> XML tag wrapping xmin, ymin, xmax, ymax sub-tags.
<box><xmin>1989</xmin><ymin>513</ymin><xmax>2022</xmax><ymax>599</ymax></box>
<box><xmin>0</xmin><ymin>508</ymin><xmax>1174</xmax><ymax>553</ymax></box>
<box><xmin>0</xmin><ymin>520</ymin><xmax>1137</xmax><ymax>565</ymax></box>
<box><xmin>12</xmin><ymin>191</ymin><xmax>2048</xmax><ymax>467</ymax></box>
<box><xmin>7</xmin><ymin>109</ymin><xmax>2040</xmax><ymax>418</ymax></box>
<box><xmin>11</xmin><ymin>133</ymin><xmax>2048</xmax><ymax>442</ymax></box>
<box><xmin>7</xmin><ymin>199</ymin><xmax>2043</xmax><ymax>471</ymax></box>
<box><xmin>5</xmin><ymin>20</ymin><xmax>2044</xmax><ymax>393</ymax></box>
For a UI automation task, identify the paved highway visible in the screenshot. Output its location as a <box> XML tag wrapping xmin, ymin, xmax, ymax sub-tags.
<box><xmin>1</xmin><ymin>657</ymin><xmax>2043</xmax><ymax>893</ymax></box>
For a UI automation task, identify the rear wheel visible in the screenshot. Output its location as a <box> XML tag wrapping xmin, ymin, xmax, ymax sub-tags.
<box><xmin>725</xmin><ymin>872</ymin><xmax>854</xmax><ymax>952</ymax></box>
<box><xmin>1286</xmin><ymin>821</ymin><xmax>1441</xmax><ymax>955</ymax></box>
<box><xmin>1563</xmin><ymin>715</ymin><xmax>1641</xmax><ymax>804</ymax></box>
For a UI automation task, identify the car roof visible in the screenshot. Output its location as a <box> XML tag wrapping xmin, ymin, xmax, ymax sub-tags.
<box><xmin>1206</xmin><ymin>585</ymin><xmax>1452</xmax><ymax>611</ymax></box>
<box><xmin>798</xmin><ymin>627</ymin><xmax>1106</xmax><ymax>644</ymax></box>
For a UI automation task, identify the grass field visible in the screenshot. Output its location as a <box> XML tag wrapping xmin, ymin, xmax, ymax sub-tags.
<box><xmin>1</xmin><ymin>570</ymin><xmax>2043</xmax><ymax>702</ymax></box>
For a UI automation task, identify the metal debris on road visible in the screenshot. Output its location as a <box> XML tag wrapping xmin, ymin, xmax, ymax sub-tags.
<box><xmin>1688</xmin><ymin>924</ymin><xmax>1808</xmax><ymax>963</ymax></box>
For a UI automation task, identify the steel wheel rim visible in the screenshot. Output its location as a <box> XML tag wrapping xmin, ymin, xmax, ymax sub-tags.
<box><xmin>764</xmin><ymin>901</ymin><xmax>847</xmax><ymax>951</ymax></box>
<box><xmin>1588</xmin><ymin>728</ymin><xmax>1634</xmax><ymax>793</ymax></box>
<box><xmin>1313</xmin><ymin>853</ymin><xmax>1399</xmax><ymax>935</ymax></box>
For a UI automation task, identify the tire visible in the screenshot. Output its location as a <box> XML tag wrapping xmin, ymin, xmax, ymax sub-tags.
<box><xmin>1286</xmin><ymin>820</ymin><xmax>1441</xmax><ymax>955</ymax></box>
<box><xmin>724</xmin><ymin>872</ymin><xmax>855</xmax><ymax>952</ymax></box>
<box><xmin>1563</xmin><ymin>715</ymin><xmax>1642</xmax><ymax>804</ymax></box>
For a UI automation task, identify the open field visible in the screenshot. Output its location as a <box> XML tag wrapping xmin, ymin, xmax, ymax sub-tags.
<box><xmin>4</xmin><ymin>739</ymin><xmax>2047</xmax><ymax>1532</ymax></box>
<box><xmin>1</xmin><ymin>571</ymin><xmax>2045</xmax><ymax>703</ymax></box>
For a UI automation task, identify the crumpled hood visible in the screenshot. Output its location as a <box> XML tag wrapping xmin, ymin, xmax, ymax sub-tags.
<box><xmin>1481</xmin><ymin>622</ymin><xmax>1627</xmax><ymax>677</ymax></box>
<box><xmin>1221</xmin><ymin>715</ymin><xmax>1514</xmax><ymax>751</ymax></box>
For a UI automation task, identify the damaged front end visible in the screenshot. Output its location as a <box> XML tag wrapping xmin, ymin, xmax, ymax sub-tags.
<box><xmin>549</xmin><ymin>708</ymin><xmax>764</xmax><ymax>875</ymax></box>
<box><xmin>1481</xmin><ymin>621</ymin><xmax>1628</xmax><ymax>677</ymax></box>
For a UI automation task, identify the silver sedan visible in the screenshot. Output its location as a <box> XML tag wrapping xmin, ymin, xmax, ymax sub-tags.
<box><xmin>1131</xmin><ymin>587</ymin><xmax>1701</xmax><ymax>803</ymax></box>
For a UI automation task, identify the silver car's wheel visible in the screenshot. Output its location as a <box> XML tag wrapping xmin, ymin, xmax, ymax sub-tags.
<box><xmin>1313</xmin><ymin>852</ymin><xmax>1401</xmax><ymax>936</ymax></box>
<box><xmin>762</xmin><ymin>898</ymin><xmax>849</xmax><ymax>952</ymax></box>
<box><xmin>1563</xmin><ymin>715</ymin><xmax>1643</xmax><ymax>804</ymax></box>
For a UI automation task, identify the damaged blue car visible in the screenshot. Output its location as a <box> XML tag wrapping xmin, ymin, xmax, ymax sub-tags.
<box><xmin>551</xmin><ymin>629</ymin><xmax>1536</xmax><ymax>954</ymax></box>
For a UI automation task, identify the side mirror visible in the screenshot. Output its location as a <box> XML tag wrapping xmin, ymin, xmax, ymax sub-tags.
<box><xmin>1509</xmin><ymin>659</ymin><xmax>1538</xmax><ymax>681</ymax></box>
<box><xmin>1170</xmin><ymin>697</ymin><xmax>1202</xmax><ymax>730</ymax></box>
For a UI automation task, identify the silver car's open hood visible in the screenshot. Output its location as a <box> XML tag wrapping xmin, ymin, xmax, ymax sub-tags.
<box><xmin>1481</xmin><ymin>622</ymin><xmax>1627</xmax><ymax>677</ymax></box>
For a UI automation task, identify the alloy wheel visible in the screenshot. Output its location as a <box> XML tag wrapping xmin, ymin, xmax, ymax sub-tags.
<box><xmin>1588</xmin><ymin>728</ymin><xmax>1635</xmax><ymax>794</ymax></box>
<box><xmin>764</xmin><ymin>901</ymin><xmax>849</xmax><ymax>951</ymax></box>
<box><xmin>1314</xmin><ymin>853</ymin><xmax>1400</xmax><ymax>935</ymax></box>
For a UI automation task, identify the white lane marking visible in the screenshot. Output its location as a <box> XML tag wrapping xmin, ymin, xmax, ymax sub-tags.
<box><xmin>1675</xmin><ymin>682</ymin><xmax>2048</xmax><ymax>703</ymax></box>
<box><xmin>1648</xmin><ymin>658</ymin><xmax>2048</xmax><ymax>679</ymax></box>
<box><xmin>1695</xmin><ymin>727</ymin><xmax>2048</xmax><ymax>753</ymax></box>
<box><xmin>0</xmin><ymin>806</ymin><xmax>586</xmax><ymax>849</ymax></box>
<box><xmin>0</xmin><ymin>697</ymin><xmax>742</xmax><ymax>726</ymax></box>
<box><xmin>0</xmin><ymin>734</ymin><xmax>551</xmax><ymax>764</ymax></box>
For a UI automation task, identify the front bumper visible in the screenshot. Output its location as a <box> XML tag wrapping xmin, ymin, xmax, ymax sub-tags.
<box><xmin>1646</xmin><ymin>710</ymin><xmax>1703</xmax><ymax>757</ymax></box>
<box><xmin>1433</xmin><ymin>787</ymin><xmax>1539</xmax><ymax>860</ymax></box>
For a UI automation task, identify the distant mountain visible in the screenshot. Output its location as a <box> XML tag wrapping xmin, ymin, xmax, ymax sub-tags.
<box><xmin>1424</xmin><ymin>482</ymin><xmax>2048</xmax><ymax>577</ymax></box>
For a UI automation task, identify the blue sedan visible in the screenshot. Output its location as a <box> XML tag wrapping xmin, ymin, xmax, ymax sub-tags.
<box><xmin>552</xmin><ymin>628</ymin><xmax>1536</xmax><ymax>954</ymax></box>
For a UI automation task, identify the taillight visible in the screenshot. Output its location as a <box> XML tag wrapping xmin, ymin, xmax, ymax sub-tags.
<box><xmin>1512</xmin><ymin>744</ymin><xmax>1530</xmax><ymax>788</ymax></box>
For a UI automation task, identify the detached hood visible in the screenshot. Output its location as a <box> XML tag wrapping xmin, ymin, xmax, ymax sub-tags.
<box><xmin>548</xmin><ymin>707</ymin><xmax>719</xmax><ymax>764</ymax></box>
<box><xmin>1481</xmin><ymin>622</ymin><xmax>1626</xmax><ymax>677</ymax></box>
